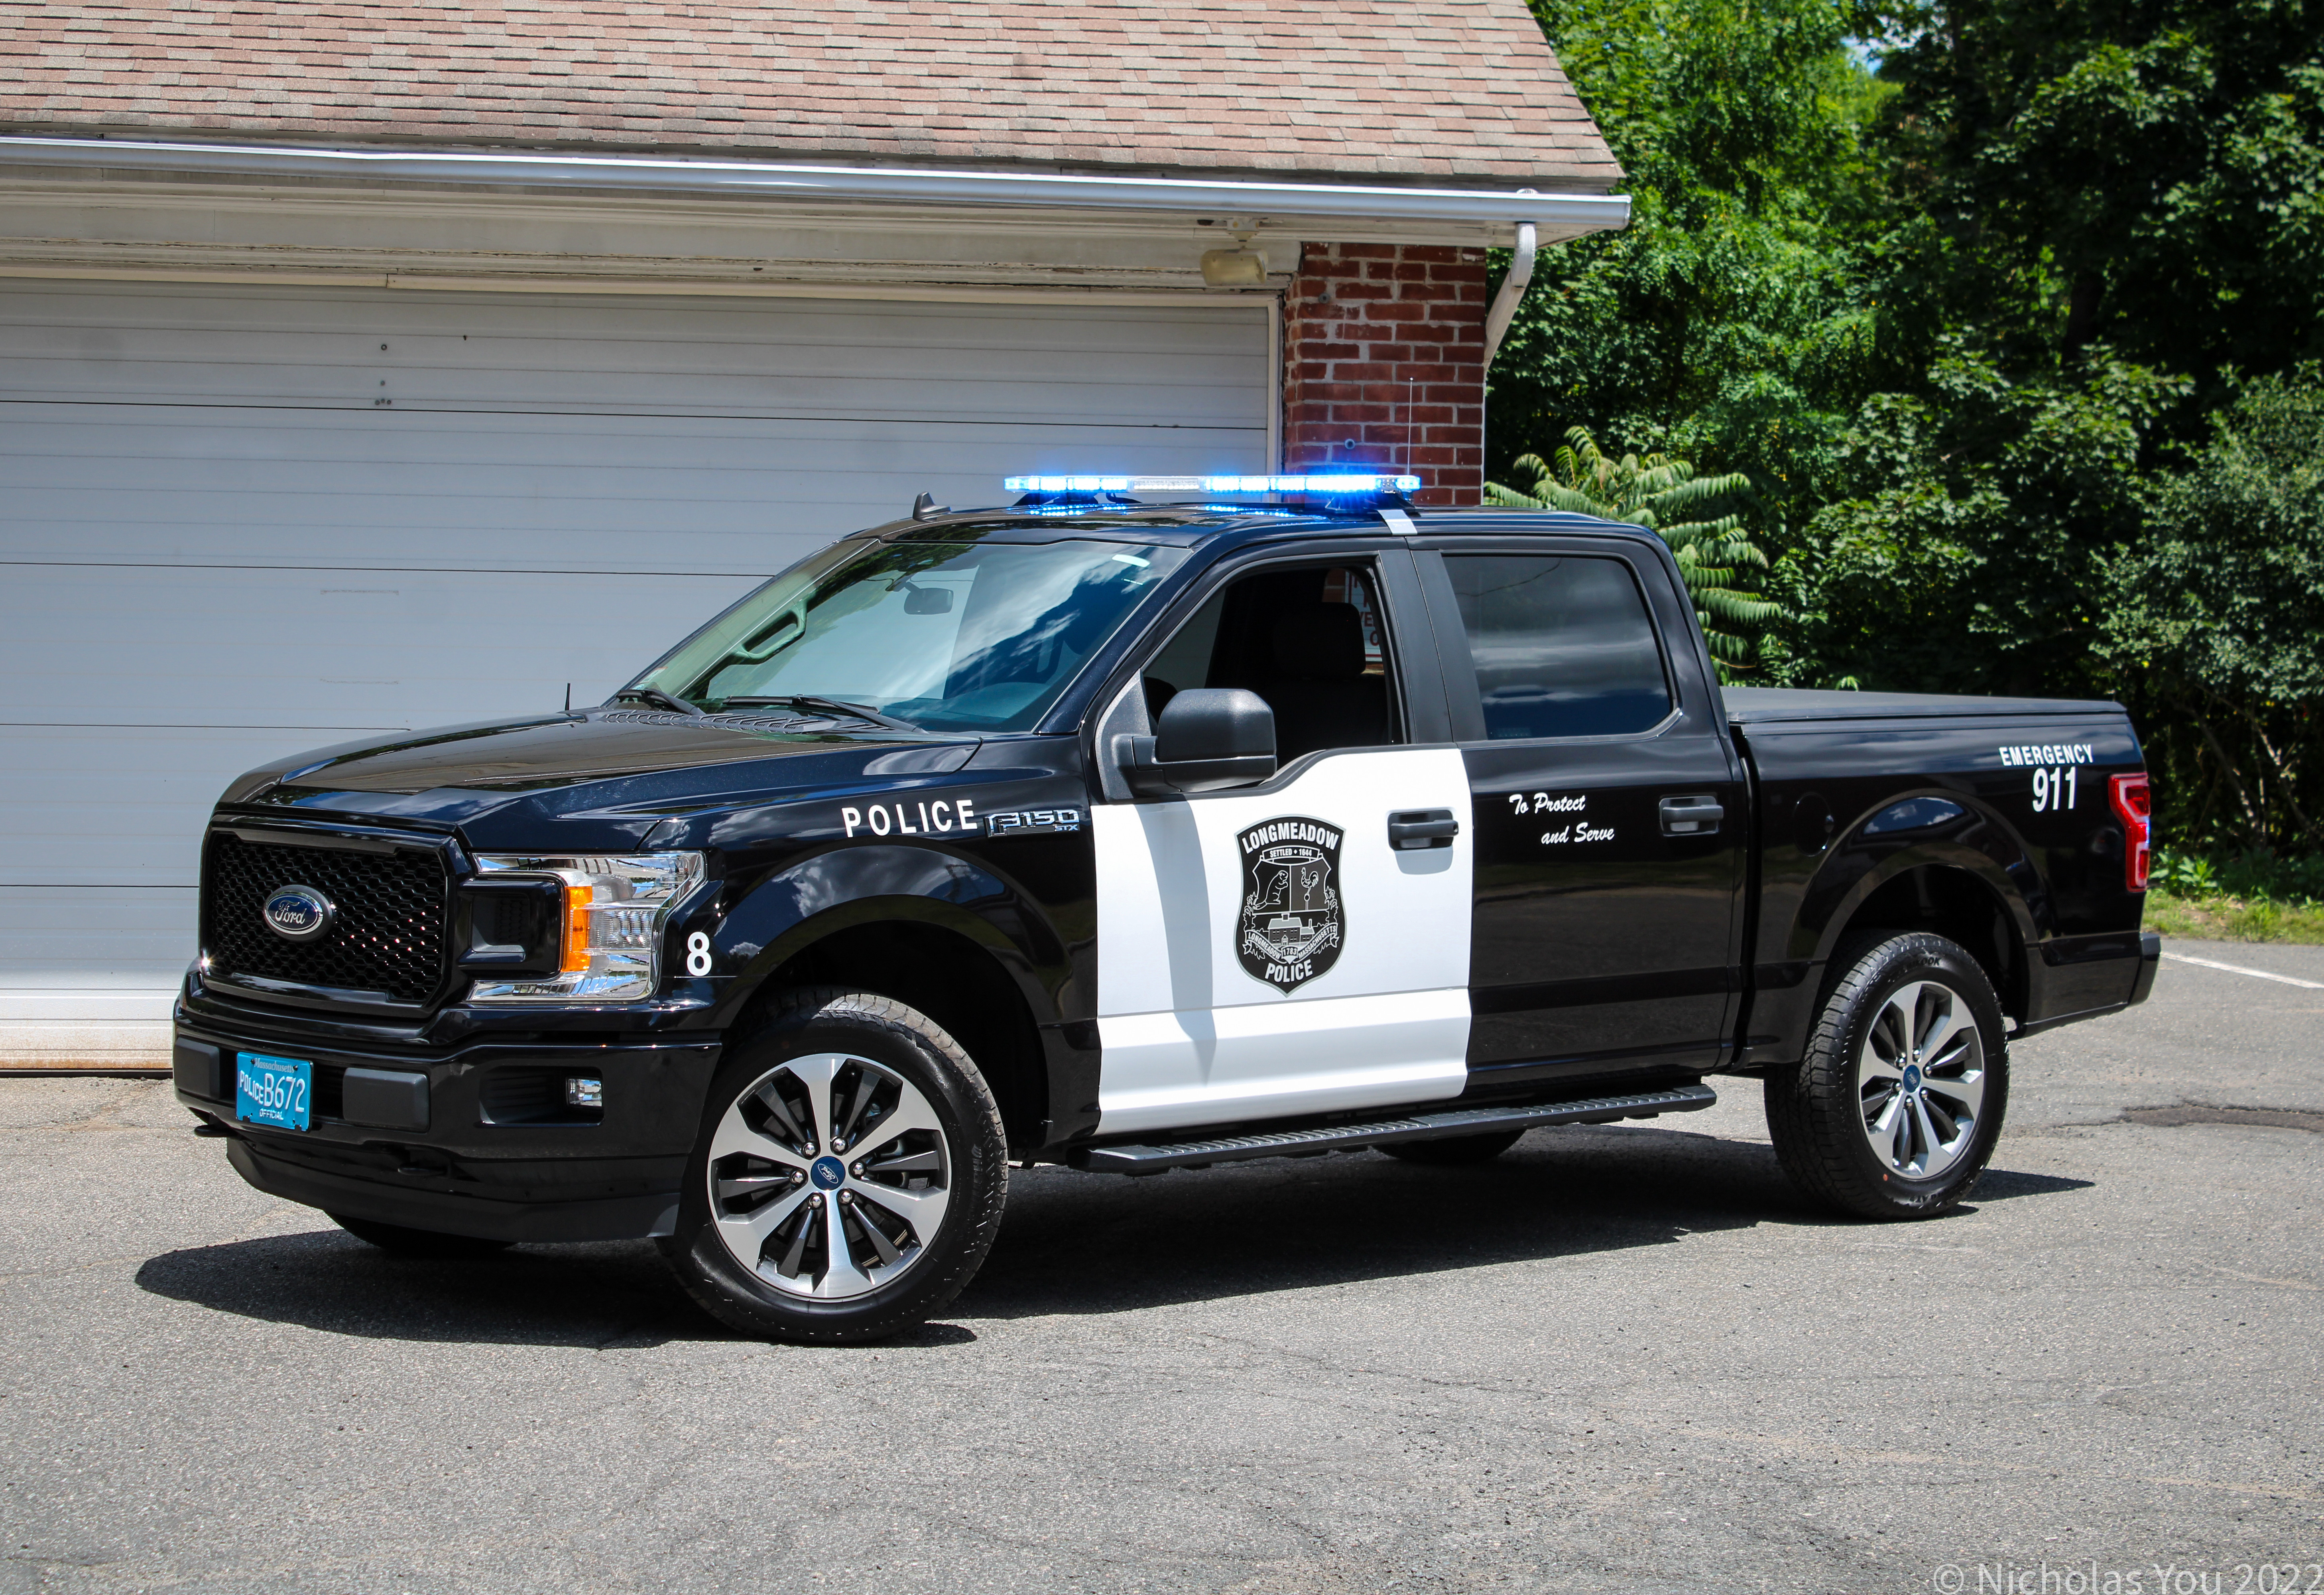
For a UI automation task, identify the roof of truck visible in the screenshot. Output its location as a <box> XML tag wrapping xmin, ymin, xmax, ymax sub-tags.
<box><xmin>868</xmin><ymin>501</ymin><xmax>1667</xmax><ymax>553</ymax></box>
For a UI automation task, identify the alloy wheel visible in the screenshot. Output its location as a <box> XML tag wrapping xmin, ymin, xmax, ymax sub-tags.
<box><xmin>704</xmin><ymin>1053</ymin><xmax>953</xmax><ymax>1299</ymax></box>
<box><xmin>1856</xmin><ymin>979</ymin><xmax>1987</xmax><ymax>1180</ymax></box>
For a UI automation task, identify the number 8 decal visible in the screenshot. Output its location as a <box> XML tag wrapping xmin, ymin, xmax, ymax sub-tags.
<box><xmin>685</xmin><ymin>931</ymin><xmax>714</xmax><ymax>977</ymax></box>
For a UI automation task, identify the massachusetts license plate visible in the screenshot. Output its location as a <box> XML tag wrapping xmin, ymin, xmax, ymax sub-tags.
<box><xmin>235</xmin><ymin>1052</ymin><xmax>313</xmax><ymax>1132</ymax></box>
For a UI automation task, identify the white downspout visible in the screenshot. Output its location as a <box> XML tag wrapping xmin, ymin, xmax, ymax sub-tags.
<box><xmin>1481</xmin><ymin>220</ymin><xmax>1538</xmax><ymax>370</ymax></box>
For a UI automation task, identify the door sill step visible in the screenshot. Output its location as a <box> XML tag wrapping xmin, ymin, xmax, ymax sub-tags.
<box><xmin>1075</xmin><ymin>1084</ymin><xmax>1717</xmax><ymax>1175</ymax></box>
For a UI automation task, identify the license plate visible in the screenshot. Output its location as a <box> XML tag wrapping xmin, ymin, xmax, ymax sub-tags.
<box><xmin>236</xmin><ymin>1052</ymin><xmax>313</xmax><ymax>1132</ymax></box>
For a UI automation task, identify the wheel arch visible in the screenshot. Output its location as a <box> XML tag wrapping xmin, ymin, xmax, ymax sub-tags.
<box><xmin>706</xmin><ymin>844</ymin><xmax>1066</xmax><ymax>1151</ymax></box>
<box><xmin>1795</xmin><ymin>805</ymin><xmax>2040</xmax><ymax>1020</ymax></box>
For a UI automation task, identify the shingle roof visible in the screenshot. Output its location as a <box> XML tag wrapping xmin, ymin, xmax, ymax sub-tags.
<box><xmin>0</xmin><ymin>0</ymin><xmax>1618</xmax><ymax>189</ymax></box>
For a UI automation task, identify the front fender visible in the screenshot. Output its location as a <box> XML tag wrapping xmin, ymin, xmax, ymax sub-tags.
<box><xmin>704</xmin><ymin>842</ymin><xmax>1066</xmax><ymax>1028</ymax></box>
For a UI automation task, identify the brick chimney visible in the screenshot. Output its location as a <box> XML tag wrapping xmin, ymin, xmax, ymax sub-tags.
<box><xmin>1280</xmin><ymin>242</ymin><xmax>1490</xmax><ymax>508</ymax></box>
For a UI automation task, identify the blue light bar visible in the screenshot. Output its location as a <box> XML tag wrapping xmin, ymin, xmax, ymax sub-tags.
<box><xmin>1003</xmin><ymin>473</ymin><xmax>1421</xmax><ymax>496</ymax></box>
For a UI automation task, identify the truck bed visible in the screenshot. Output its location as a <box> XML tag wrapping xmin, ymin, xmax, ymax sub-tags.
<box><xmin>1723</xmin><ymin>687</ymin><xmax>2126</xmax><ymax>724</ymax></box>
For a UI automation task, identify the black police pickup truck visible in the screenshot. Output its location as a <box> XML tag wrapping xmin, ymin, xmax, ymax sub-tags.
<box><xmin>173</xmin><ymin>476</ymin><xmax>2162</xmax><ymax>1343</ymax></box>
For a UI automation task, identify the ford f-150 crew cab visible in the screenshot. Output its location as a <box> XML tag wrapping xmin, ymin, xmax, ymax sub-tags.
<box><xmin>172</xmin><ymin>475</ymin><xmax>2163</xmax><ymax>1342</ymax></box>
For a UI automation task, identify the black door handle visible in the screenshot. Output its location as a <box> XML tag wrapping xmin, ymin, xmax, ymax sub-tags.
<box><xmin>1388</xmin><ymin>809</ymin><xmax>1459</xmax><ymax>850</ymax></box>
<box><xmin>1659</xmin><ymin>795</ymin><xmax>1724</xmax><ymax>836</ymax></box>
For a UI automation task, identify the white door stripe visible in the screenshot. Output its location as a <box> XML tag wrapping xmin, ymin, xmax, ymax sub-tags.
<box><xmin>2161</xmin><ymin>951</ymin><xmax>2324</xmax><ymax>990</ymax></box>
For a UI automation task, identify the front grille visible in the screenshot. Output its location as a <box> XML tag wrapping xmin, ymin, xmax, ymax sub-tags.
<box><xmin>203</xmin><ymin>832</ymin><xmax>449</xmax><ymax>1004</ymax></box>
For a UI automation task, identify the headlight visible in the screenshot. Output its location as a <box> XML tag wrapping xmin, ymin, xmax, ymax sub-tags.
<box><xmin>467</xmin><ymin>853</ymin><xmax>704</xmax><ymax>1004</ymax></box>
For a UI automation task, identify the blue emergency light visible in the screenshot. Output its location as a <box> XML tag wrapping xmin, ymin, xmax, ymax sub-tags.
<box><xmin>1004</xmin><ymin>473</ymin><xmax>1421</xmax><ymax>496</ymax></box>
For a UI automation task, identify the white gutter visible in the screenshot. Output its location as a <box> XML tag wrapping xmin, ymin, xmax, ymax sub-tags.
<box><xmin>0</xmin><ymin>136</ymin><xmax>1631</xmax><ymax>238</ymax></box>
<box><xmin>1481</xmin><ymin>221</ymin><xmax>1538</xmax><ymax>370</ymax></box>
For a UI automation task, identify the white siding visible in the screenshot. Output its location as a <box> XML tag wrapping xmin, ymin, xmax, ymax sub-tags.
<box><xmin>0</xmin><ymin>279</ymin><xmax>1271</xmax><ymax>1062</ymax></box>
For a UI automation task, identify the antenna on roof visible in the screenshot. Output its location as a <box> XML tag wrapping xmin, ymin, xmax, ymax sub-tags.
<box><xmin>1405</xmin><ymin>375</ymin><xmax>1415</xmax><ymax>493</ymax></box>
<box><xmin>911</xmin><ymin>490</ymin><xmax>947</xmax><ymax>521</ymax></box>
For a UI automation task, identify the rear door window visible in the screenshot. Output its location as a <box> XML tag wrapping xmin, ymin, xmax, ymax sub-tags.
<box><xmin>1441</xmin><ymin>553</ymin><xmax>1672</xmax><ymax>739</ymax></box>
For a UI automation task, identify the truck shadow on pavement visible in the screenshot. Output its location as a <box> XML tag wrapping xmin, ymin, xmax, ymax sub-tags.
<box><xmin>134</xmin><ymin>1123</ymin><xmax>2091</xmax><ymax>1347</ymax></box>
<box><xmin>962</xmin><ymin>1124</ymin><xmax>2089</xmax><ymax>1321</ymax></box>
<box><xmin>134</xmin><ymin>1229</ymin><xmax>712</xmax><ymax>1350</ymax></box>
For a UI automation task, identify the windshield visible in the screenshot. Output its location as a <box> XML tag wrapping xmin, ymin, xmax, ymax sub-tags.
<box><xmin>635</xmin><ymin>537</ymin><xmax>1190</xmax><ymax>733</ymax></box>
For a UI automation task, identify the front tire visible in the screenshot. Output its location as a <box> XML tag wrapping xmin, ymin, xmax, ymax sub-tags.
<box><xmin>1765</xmin><ymin>932</ymin><xmax>2009</xmax><ymax>1220</ymax></box>
<box><xmin>664</xmin><ymin>989</ymin><xmax>1008</xmax><ymax>1345</ymax></box>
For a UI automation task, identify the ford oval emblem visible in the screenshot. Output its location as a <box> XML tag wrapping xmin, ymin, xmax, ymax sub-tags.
<box><xmin>262</xmin><ymin>884</ymin><xmax>336</xmax><ymax>942</ymax></box>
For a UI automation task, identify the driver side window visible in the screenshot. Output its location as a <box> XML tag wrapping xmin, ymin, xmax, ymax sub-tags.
<box><xmin>1142</xmin><ymin>563</ymin><xmax>1401</xmax><ymax>762</ymax></box>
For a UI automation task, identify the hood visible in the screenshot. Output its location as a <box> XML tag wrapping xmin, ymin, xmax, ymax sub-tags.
<box><xmin>277</xmin><ymin>709</ymin><xmax>942</xmax><ymax>794</ymax></box>
<box><xmin>222</xmin><ymin>709</ymin><xmax>981</xmax><ymax>832</ymax></box>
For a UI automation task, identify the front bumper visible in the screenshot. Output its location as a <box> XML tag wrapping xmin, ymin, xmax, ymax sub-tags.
<box><xmin>174</xmin><ymin>1018</ymin><xmax>722</xmax><ymax>1243</ymax></box>
<box><xmin>222</xmin><ymin>1137</ymin><xmax>683</xmax><ymax>1243</ymax></box>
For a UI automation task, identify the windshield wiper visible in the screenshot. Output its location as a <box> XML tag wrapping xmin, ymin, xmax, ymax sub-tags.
<box><xmin>609</xmin><ymin>686</ymin><xmax>704</xmax><ymax>716</ymax></box>
<box><xmin>723</xmin><ymin>695</ymin><xmax>920</xmax><ymax>731</ymax></box>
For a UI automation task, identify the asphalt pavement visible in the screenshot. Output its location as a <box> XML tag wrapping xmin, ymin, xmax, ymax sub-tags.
<box><xmin>3</xmin><ymin>939</ymin><xmax>2319</xmax><ymax>1594</ymax></box>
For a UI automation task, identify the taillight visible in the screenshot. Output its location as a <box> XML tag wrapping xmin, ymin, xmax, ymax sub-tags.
<box><xmin>2109</xmin><ymin>773</ymin><xmax>2152</xmax><ymax>892</ymax></box>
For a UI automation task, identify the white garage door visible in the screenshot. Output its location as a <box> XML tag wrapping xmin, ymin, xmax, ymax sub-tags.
<box><xmin>0</xmin><ymin>278</ymin><xmax>1272</xmax><ymax>1063</ymax></box>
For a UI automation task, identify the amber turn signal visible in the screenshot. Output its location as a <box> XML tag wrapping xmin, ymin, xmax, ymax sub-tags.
<box><xmin>561</xmin><ymin>884</ymin><xmax>593</xmax><ymax>972</ymax></box>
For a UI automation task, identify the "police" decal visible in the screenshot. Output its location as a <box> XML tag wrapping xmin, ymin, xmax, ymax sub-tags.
<box><xmin>1236</xmin><ymin>816</ymin><xmax>1344</xmax><ymax>994</ymax></box>
<box><xmin>842</xmin><ymin>799</ymin><xmax>977</xmax><ymax>837</ymax></box>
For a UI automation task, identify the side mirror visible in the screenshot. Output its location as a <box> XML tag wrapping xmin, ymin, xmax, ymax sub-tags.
<box><xmin>1124</xmin><ymin>688</ymin><xmax>1277</xmax><ymax>796</ymax></box>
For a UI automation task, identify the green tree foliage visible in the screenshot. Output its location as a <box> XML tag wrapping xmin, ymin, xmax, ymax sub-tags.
<box><xmin>1764</xmin><ymin>351</ymin><xmax>2188</xmax><ymax>693</ymax></box>
<box><xmin>2101</xmin><ymin>370</ymin><xmax>2324</xmax><ymax>852</ymax></box>
<box><xmin>1485</xmin><ymin>427</ymin><xmax>1780</xmax><ymax>670</ymax></box>
<box><xmin>1873</xmin><ymin>0</ymin><xmax>2324</xmax><ymax>391</ymax></box>
<box><xmin>1498</xmin><ymin>0</ymin><xmax>2324</xmax><ymax>853</ymax></box>
<box><xmin>1492</xmin><ymin>0</ymin><xmax>1897</xmax><ymax>534</ymax></box>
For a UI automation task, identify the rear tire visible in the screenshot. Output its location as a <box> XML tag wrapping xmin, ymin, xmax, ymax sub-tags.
<box><xmin>1765</xmin><ymin>931</ymin><xmax>2009</xmax><ymax>1220</ymax></box>
<box><xmin>330</xmin><ymin>1214</ymin><xmax>513</xmax><ymax>1258</ymax></box>
<box><xmin>1378</xmin><ymin>1130</ymin><xmax>1525</xmax><ymax>1166</ymax></box>
<box><xmin>662</xmin><ymin>989</ymin><xmax>1008</xmax><ymax>1345</ymax></box>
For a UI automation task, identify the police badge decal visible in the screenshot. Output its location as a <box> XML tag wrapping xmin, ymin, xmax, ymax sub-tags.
<box><xmin>1235</xmin><ymin>816</ymin><xmax>1345</xmax><ymax>993</ymax></box>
